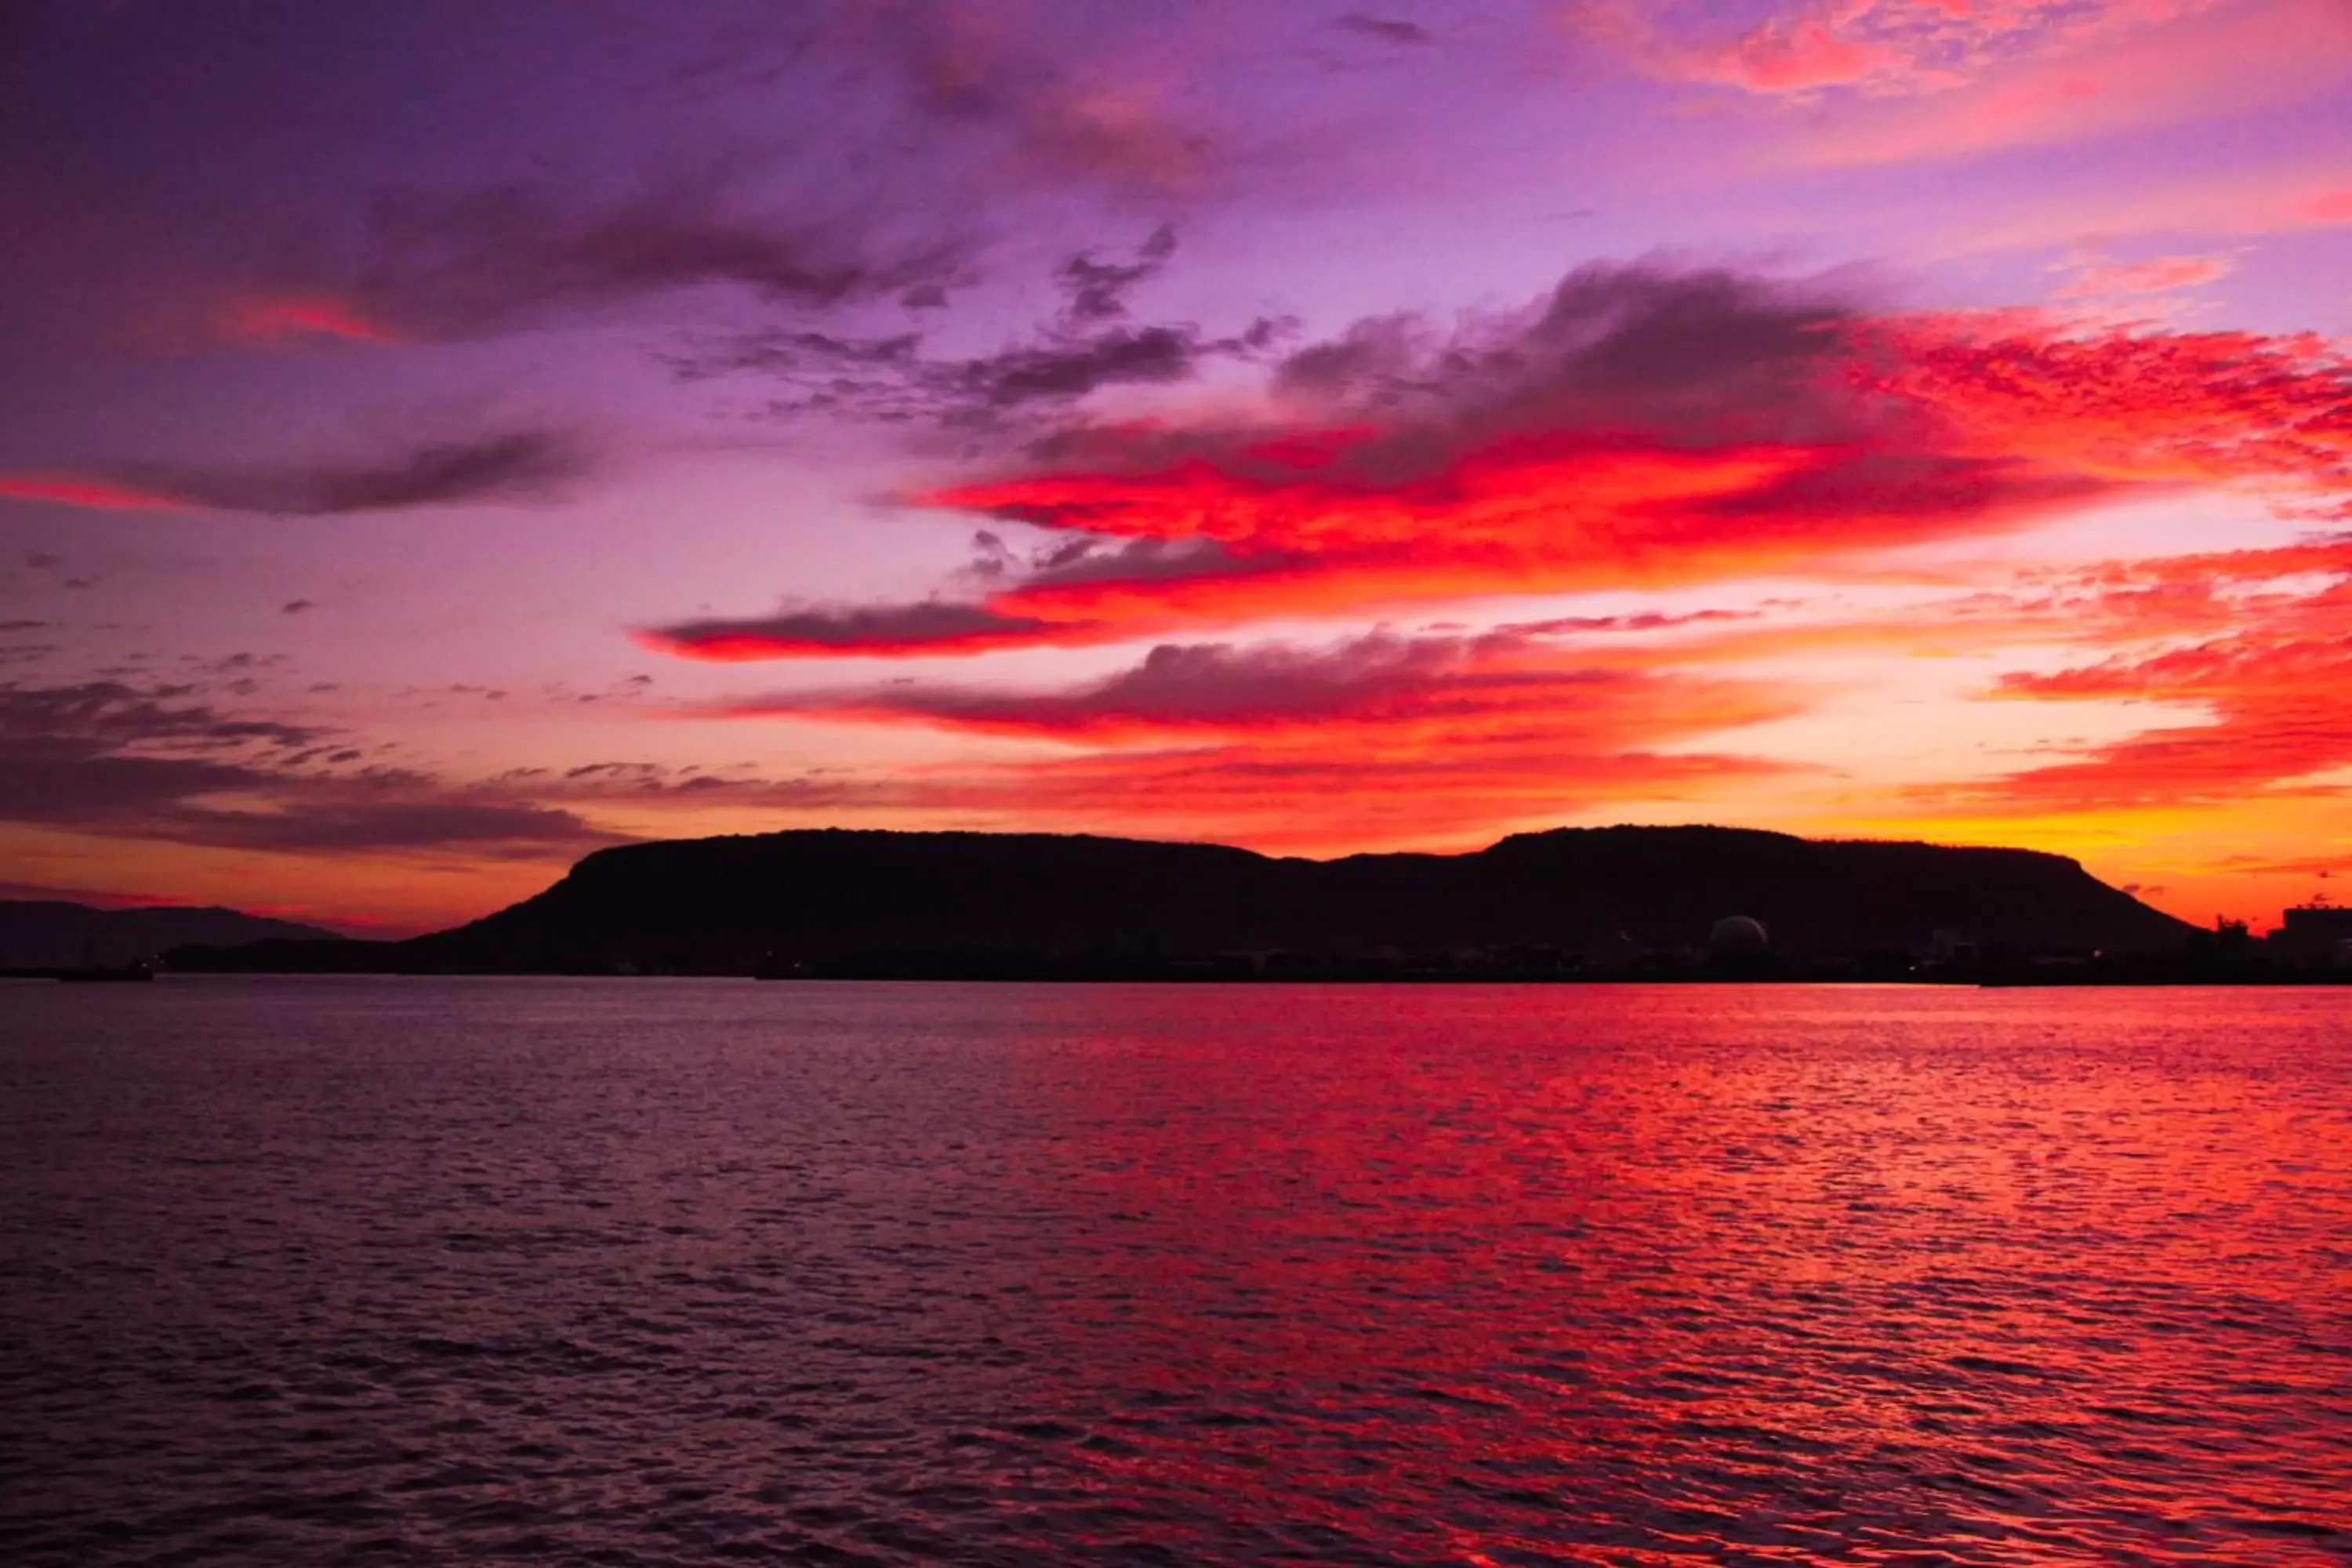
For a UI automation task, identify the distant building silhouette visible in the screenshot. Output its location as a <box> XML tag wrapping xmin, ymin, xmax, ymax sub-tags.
<box><xmin>2272</xmin><ymin>901</ymin><xmax>2352</xmax><ymax>967</ymax></box>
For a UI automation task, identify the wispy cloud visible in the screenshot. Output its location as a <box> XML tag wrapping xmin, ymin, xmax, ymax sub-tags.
<box><xmin>673</xmin><ymin>227</ymin><xmax>1292</xmax><ymax>430</ymax></box>
<box><xmin>1762</xmin><ymin>0</ymin><xmax>2352</xmax><ymax>164</ymax></box>
<box><xmin>358</xmin><ymin>176</ymin><xmax>966</xmax><ymax>334</ymax></box>
<box><xmin>0</xmin><ymin>677</ymin><xmax>623</xmax><ymax>857</ymax></box>
<box><xmin>1571</xmin><ymin>0</ymin><xmax>2352</xmax><ymax>184</ymax></box>
<box><xmin>198</xmin><ymin>169</ymin><xmax>975</xmax><ymax>351</ymax></box>
<box><xmin>840</xmin><ymin>2</ymin><xmax>1222</xmax><ymax>198</ymax></box>
<box><xmin>1580</xmin><ymin>0</ymin><xmax>2244</xmax><ymax>101</ymax></box>
<box><xmin>2053</xmin><ymin>252</ymin><xmax>2234</xmax><ymax>298</ymax></box>
<box><xmin>1955</xmin><ymin>160</ymin><xmax>2352</xmax><ymax>252</ymax></box>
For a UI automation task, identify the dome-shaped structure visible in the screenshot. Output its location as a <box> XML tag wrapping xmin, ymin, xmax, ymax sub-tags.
<box><xmin>1708</xmin><ymin>915</ymin><xmax>1770</xmax><ymax>956</ymax></box>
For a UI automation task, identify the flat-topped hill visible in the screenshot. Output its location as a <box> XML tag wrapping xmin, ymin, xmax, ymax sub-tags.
<box><xmin>167</xmin><ymin>825</ymin><xmax>2194</xmax><ymax>975</ymax></box>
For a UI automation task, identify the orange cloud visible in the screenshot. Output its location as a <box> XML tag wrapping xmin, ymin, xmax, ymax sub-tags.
<box><xmin>915</xmin><ymin>739</ymin><xmax>1795</xmax><ymax>855</ymax></box>
<box><xmin>1638</xmin><ymin>535</ymin><xmax>2352</xmax><ymax>678</ymax></box>
<box><xmin>662</xmin><ymin>522</ymin><xmax>2352</xmax><ymax>867</ymax></box>
<box><xmin>1900</xmin><ymin>540</ymin><xmax>2352</xmax><ymax>808</ymax></box>
<box><xmin>1981</xmin><ymin>629</ymin><xmax>2352</xmax><ymax>805</ymax></box>
<box><xmin>724</xmin><ymin>627</ymin><xmax>1796</xmax><ymax>743</ymax></box>
<box><xmin>724</xmin><ymin>628</ymin><xmax>1805</xmax><ymax>849</ymax></box>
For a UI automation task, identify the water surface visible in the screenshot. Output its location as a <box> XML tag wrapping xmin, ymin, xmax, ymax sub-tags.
<box><xmin>3</xmin><ymin>980</ymin><xmax>2347</xmax><ymax>1564</ymax></box>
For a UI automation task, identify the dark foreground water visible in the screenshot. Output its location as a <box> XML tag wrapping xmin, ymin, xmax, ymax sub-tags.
<box><xmin>2</xmin><ymin>981</ymin><xmax>2347</xmax><ymax>1566</ymax></box>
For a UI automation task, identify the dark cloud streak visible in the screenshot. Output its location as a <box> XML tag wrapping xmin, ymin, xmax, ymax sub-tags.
<box><xmin>3</xmin><ymin>430</ymin><xmax>594</xmax><ymax>517</ymax></box>
<box><xmin>0</xmin><ymin>677</ymin><xmax>622</xmax><ymax>855</ymax></box>
<box><xmin>1333</xmin><ymin>15</ymin><xmax>1434</xmax><ymax>46</ymax></box>
<box><xmin>136</xmin><ymin>430</ymin><xmax>590</xmax><ymax>516</ymax></box>
<box><xmin>1058</xmin><ymin>224</ymin><xmax>1178</xmax><ymax>321</ymax></box>
<box><xmin>641</xmin><ymin>600</ymin><xmax>1069</xmax><ymax>660</ymax></box>
<box><xmin>340</xmin><ymin>176</ymin><xmax>971</xmax><ymax>339</ymax></box>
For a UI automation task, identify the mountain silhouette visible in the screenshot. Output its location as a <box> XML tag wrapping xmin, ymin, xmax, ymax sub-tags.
<box><xmin>167</xmin><ymin>825</ymin><xmax>2193</xmax><ymax>975</ymax></box>
<box><xmin>0</xmin><ymin>901</ymin><xmax>343</xmax><ymax>970</ymax></box>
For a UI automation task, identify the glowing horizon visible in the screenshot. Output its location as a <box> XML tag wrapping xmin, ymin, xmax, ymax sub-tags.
<box><xmin>2</xmin><ymin>0</ymin><xmax>2346</xmax><ymax>935</ymax></box>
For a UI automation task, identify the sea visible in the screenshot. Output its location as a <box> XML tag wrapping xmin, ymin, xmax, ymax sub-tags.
<box><xmin>2</xmin><ymin>978</ymin><xmax>2346</xmax><ymax>1566</ymax></box>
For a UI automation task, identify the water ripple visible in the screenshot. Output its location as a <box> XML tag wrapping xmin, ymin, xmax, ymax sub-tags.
<box><xmin>2</xmin><ymin>979</ymin><xmax>2347</xmax><ymax>1564</ymax></box>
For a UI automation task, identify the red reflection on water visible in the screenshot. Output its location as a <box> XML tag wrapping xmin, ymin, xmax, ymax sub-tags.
<box><xmin>1006</xmin><ymin>985</ymin><xmax>2352</xmax><ymax>1563</ymax></box>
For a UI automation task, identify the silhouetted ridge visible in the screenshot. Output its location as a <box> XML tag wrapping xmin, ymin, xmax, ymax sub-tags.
<box><xmin>0</xmin><ymin>901</ymin><xmax>343</xmax><ymax>970</ymax></box>
<box><xmin>168</xmin><ymin>825</ymin><xmax>2192</xmax><ymax>975</ymax></box>
<box><xmin>1464</xmin><ymin>826</ymin><xmax>2171</xmax><ymax>960</ymax></box>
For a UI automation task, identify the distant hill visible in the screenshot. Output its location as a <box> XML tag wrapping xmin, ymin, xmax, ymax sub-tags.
<box><xmin>0</xmin><ymin>901</ymin><xmax>344</xmax><ymax>969</ymax></box>
<box><xmin>168</xmin><ymin>826</ymin><xmax>2194</xmax><ymax>975</ymax></box>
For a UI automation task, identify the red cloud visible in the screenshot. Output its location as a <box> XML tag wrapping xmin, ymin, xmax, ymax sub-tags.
<box><xmin>215</xmin><ymin>292</ymin><xmax>402</xmax><ymax>347</ymax></box>
<box><xmin>650</xmin><ymin>264</ymin><xmax>2350</xmax><ymax>663</ymax></box>
<box><xmin>1853</xmin><ymin>314</ymin><xmax>2352</xmax><ymax>503</ymax></box>
<box><xmin>935</xmin><ymin>439</ymin><xmax>2098</xmax><ymax>632</ymax></box>
<box><xmin>0</xmin><ymin>474</ymin><xmax>189</xmax><ymax>512</ymax></box>
<box><xmin>651</xmin><ymin>439</ymin><xmax>2102</xmax><ymax>660</ymax></box>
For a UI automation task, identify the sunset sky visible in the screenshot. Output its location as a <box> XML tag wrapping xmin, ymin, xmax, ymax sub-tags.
<box><xmin>2</xmin><ymin>0</ymin><xmax>2347</xmax><ymax>935</ymax></box>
